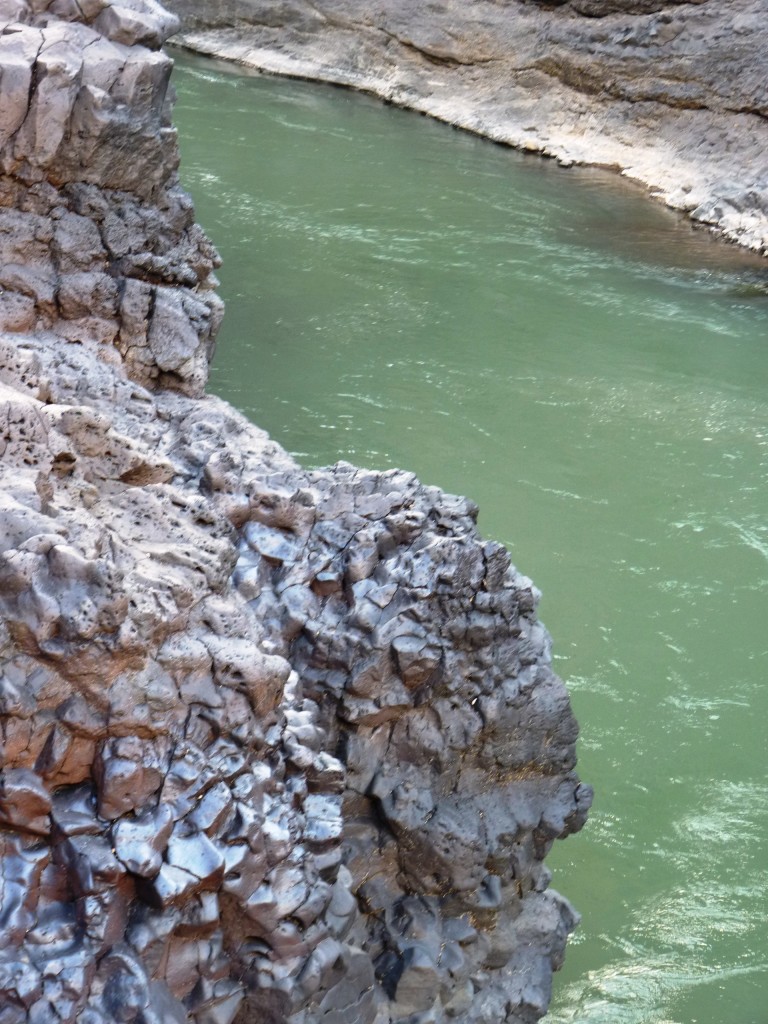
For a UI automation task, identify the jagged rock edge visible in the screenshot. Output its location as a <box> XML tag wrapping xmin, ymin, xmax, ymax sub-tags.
<box><xmin>0</xmin><ymin>2</ymin><xmax>592</xmax><ymax>1023</ymax></box>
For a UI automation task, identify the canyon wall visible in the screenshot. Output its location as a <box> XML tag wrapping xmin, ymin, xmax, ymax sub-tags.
<box><xmin>165</xmin><ymin>0</ymin><xmax>768</xmax><ymax>256</ymax></box>
<box><xmin>0</xmin><ymin>2</ymin><xmax>590</xmax><ymax>1023</ymax></box>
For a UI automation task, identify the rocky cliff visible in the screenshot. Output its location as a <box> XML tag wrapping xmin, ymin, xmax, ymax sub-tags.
<box><xmin>0</xmin><ymin>2</ymin><xmax>590</xmax><ymax>1023</ymax></box>
<box><xmin>165</xmin><ymin>0</ymin><xmax>768</xmax><ymax>256</ymax></box>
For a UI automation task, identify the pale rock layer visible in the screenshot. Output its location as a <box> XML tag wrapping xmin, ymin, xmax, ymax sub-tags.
<box><xmin>0</xmin><ymin>2</ymin><xmax>590</xmax><ymax>1023</ymax></box>
<box><xmin>166</xmin><ymin>0</ymin><xmax>768</xmax><ymax>255</ymax></box>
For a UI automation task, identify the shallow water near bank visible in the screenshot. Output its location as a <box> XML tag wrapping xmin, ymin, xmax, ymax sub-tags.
<box><xmin>172</xmin><ymin>53</ymin><xmax>768</xmax><ymax>1024</ymax></box>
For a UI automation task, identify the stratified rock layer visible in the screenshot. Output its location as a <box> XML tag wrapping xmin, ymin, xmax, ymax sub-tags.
<box><xmin>166</xmin><ymin>0</ymin><xmax>768</xmax><ymax>255</ymax></box>
<box><xmin>0</xmin><ymin>3</ymin><xmax>590</xmax><ymax>1023</ymax></box>
<box><xmin>0</xmin><ymin>0</ymin><xmax>223</xmax><ymax>392</ymax></box>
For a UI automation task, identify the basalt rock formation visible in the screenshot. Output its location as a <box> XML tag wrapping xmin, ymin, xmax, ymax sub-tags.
<box><xmin>166</xmin><ymin>0</ymin><xmax>768</xmax><ymax>256</ymax></box>
<box><xmin>0</xmin><ymin>2</ymin><xmax>590</xmax><ymax>1023</ymax></box>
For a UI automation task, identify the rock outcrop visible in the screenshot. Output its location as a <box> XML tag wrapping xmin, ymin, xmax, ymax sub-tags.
<box><xmin>0</xmin><ymin>2</ymin><xmax>590</xmax><ymax>1023</ymax></box>
<box><xmin>165</xmin><ymin>0</ymin><xmax>768</xmax><ymax>255</ymax></box>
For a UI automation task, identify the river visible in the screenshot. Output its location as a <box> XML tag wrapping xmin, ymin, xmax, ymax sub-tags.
<box><xmin>172</xmin><ymin>53</ymin><xmax>768</xmax><ymax>1024</ymax></box>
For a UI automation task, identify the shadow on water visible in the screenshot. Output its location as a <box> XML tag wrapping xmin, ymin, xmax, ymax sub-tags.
<box><xmin>554</xmin><ymin>164</ymin><xmax>768</xmax><ymax>279</ymax></box>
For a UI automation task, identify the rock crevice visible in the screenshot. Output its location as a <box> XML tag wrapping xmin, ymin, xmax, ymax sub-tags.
<box><xmin>0</xmin><ymin>2</ymin><xmax>591</xmax><ymax>1022</ymax></box>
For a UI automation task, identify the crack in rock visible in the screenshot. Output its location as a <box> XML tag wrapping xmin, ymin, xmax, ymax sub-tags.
<box><xmin>0</xmin><ymin>2</ymin><xmax>592</xmax><ymax>1023</ymax></box>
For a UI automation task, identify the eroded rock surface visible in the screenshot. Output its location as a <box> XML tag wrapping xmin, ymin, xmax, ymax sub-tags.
<box><xmin>0</xmin><ymin>0</ymin><xmax>223</xmax><ymax>393</ymax></box>
<box><xmin>0</xmin><ymin>2</ymin><xmax>590</xmax><ymax>1022</ymax></box>
<box><xmin>166</xmin><ymin>0</ymin><xmax>768</xmax><ymax>255</ymax></box>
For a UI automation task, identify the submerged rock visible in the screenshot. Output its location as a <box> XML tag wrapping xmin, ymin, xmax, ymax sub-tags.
<box><xmin>0</xmin><ymin>2</ymin><xmax>590</xmax><ymax>1022</ymax></box>
<box><xmin>165</xmin><ymin>0</ymin><xmax>768</xmax><ymax>256</ymax></box>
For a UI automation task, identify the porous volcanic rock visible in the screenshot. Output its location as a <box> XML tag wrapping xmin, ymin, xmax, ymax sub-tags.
<box><xmin>0</xmin><ymin>2</ymin><xmax>591</xmax><ymax>1023</ymax></box>
<box><xmin>165</xmin><ymin>0</ymin><xmax>768</xmax><ymax>255</ymax></box>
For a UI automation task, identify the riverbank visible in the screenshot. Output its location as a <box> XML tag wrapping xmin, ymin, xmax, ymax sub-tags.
<box><xmin>165</xmin><ymin>0</ymin><xmax>768</xmax><ymax>256</ymax></box>
<box><xmin>0</xmin><ymin>3</ymin><xmax>589</xmax><ymax>1021</ymax></box>
<box><xmin>171</xmin><ymin>54</ymin><xmax>768</xmax><ymax>1023</ymax></box>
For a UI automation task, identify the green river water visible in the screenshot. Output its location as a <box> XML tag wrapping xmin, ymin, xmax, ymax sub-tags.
<box><xmin>172</xmin><ymin>55</ymin><xmax>768</xmax><ymax>1024</ymax></box>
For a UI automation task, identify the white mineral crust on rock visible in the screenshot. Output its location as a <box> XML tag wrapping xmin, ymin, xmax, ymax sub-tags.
<box><xmin>0</xmin><ymin>3</ymin><xmax>591</xmax><ymax>1022</ymax></box>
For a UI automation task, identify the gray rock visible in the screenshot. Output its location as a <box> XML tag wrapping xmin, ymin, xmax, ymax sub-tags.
<box><xmin>0</xmin><ymin>2</ymin><xmax>590</xmax><ymax>1022</ymax></box>
<box><xmin>112</xmin><ymin>805</ymin><xmax>174</xmax><ymax>877</ymax></box>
